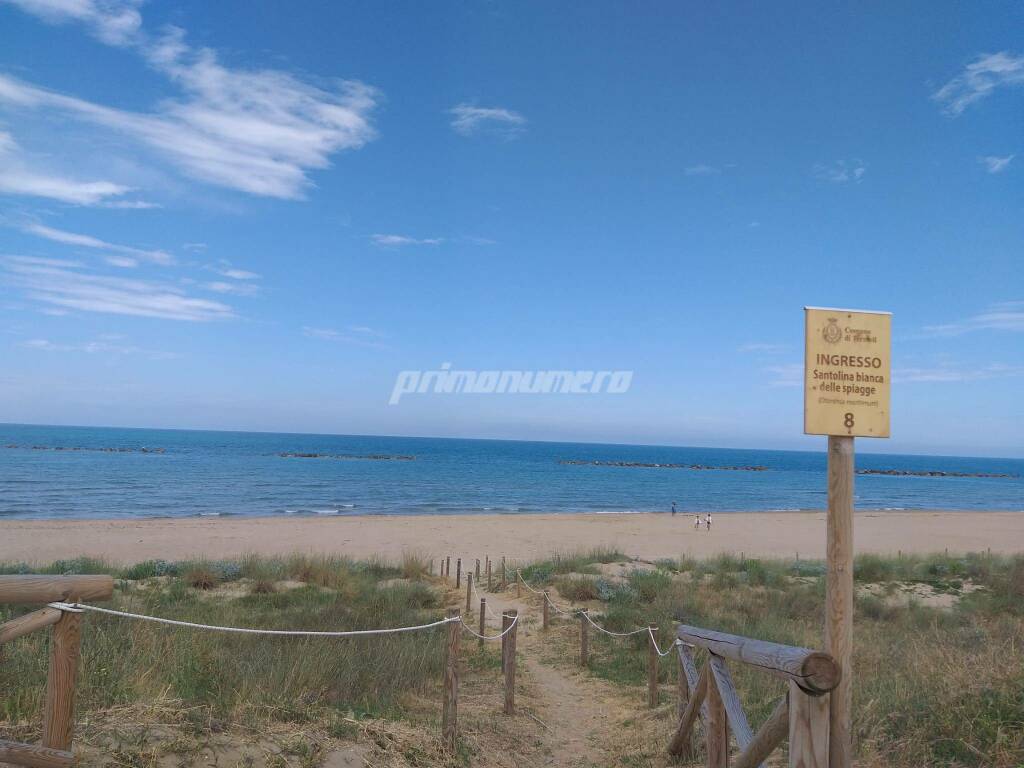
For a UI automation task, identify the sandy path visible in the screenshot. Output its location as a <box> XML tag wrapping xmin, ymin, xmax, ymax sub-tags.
<box><xmin>2</xmin><ymin>510</ymin><xmax>1022</xmax><ymax>564</ymax></box>
<box><xmin>464</xmin><ymin>581</ymin><xmax>633</xmax><ymax>768</ymax></box>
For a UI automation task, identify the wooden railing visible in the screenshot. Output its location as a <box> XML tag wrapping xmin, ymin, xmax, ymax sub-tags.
<box><xmin>0</xmin><ymin>575</ymin><xmax>114</xmax><ymax>767</ymax></box>
<box><xmin>668</xmin><ymin>623</ymin><xmax>841</xmax><ymax>768</ymax></box>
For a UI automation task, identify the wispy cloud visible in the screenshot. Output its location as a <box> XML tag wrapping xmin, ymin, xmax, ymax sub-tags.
<box><xmin>0</xmin><ymin>9</ymin><xmax>379</xmax><ymax>199</ymax></box>
<box><xmin>204</xmin><ymin>261</ymin><xmax>260</xmax><ymax>280</ymax></box>
<box><xmin>933</xmin><ymin>52</ymin><xmax>1024</xmax><ymax>116</ymax></box>
<box><xmin>0</xmin><ymin>0</ymin><xmax>143</xmax><ymax>46</ymax></box>
<box><xmin>684</xmin><ymin>164</ymin><xmax>722</xmax><ymax>177</ymax></box>
<box><xmin>893</xmin><ymin>363</ymin><xmax>1023</xmax><ymax>383</ymax></box>
<box><xmin>302</xmin><ymin>325</ymin><xmax>386</xmax><ymax>347</ymax></box>
<box><xmin>813</xmin><ymin>160</ymin><xmax>866</xmax><ymax>184</ymax></box>
<box><xmin>2</xmin><ymin>255</ymin><xmax>233</xmax><ymax>321</ymax></box>
<box><xmin>202</xmin><ymin>280</ymin><xmax>259</xmax><ymax>297</ymax></box>
<box><xmin>739</xmin><ymin>343</ymin><xmax>788</xmax><ymax>354</ymax></box>
<box><xmin>21</xmin><ymin>222</ymin><xmax>173</xmax><ymax>266</ymax></box>
<box><xmin>371</xmin><ymin>234</ymin><xmax>443</xmax><ymax>247</ymax></box>
<box><xmin>449</xmin><ymin>104</ymin><xmax>526</xmax><ymax>138</ymax></box>
<box><xmin>0</xmin><ymin>129</ymin><xmax>133</xmax><ymax>205</ymax></box>
<box><xmin>763</xmin><ymin>363</ymin><xmax>803</xmax><ymax>387</ymax></box>
<box><xmin>21</xmin><ymin>334</ymin><xmax>177</xmax><ymax>360</ymax></box>
<box><xmin>923</xmin><ymin>302</ymin><xmax>1024</xmax><ymax>336</ymax></box>
<box><xmin>979</xmin><ymin>154</ymin><xmax>1015</xmax><ymax>173</ymax></box>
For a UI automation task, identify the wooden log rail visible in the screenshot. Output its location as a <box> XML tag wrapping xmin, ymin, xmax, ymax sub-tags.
<box><xmin>668</xmin><ymin>623</ymin><xmax>840</xmax><ymax>768</ymax></box>
<box><xmin>0</xmin><ymin>575</ymin><xmax>114</xmax><ymax>767</ymax></box>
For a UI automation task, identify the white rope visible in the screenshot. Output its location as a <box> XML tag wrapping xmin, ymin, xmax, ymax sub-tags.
<box><xmin>648</xmin><ymin>627</ymin><xmax>681</xmax><ymax>656</ymax></box>
<box><xmin>583</xmin><ymin>610</ymin><xmax>648</xmax><ymax>637</ymax></box>
<box><xmin>460</xmin><ymin>613</ymin><xmax>519</xmax><ymax>641</ymax></box>
<box><xmin>49</xmin><ymin>602</ymin><xmax>457</xmax><ymax>638</ymax></box>
<box><xmin>471</xmin><ymin>577</ymin><xmax>500</xmax><ymax>618</ymax></box>
<box><xmin>517</xmin><ymin>570</ymin><xmax>545</xmax><ymax>595</ymax></box>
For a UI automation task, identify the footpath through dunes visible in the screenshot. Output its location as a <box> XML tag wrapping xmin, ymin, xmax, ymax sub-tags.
<box><xmin>446</xmin><ymin>571</ymin><xmax>673</xmax><ymax>768</ymax></box>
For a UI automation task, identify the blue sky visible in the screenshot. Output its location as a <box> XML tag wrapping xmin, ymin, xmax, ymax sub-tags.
<box><xmin>0</xmin><ymin>1</ymin><xmax>1022</xmax><ymax>457</ymax></box>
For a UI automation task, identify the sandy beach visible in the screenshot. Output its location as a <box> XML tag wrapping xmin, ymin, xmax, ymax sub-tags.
<box><xmin>1</xmin><ymin>510</ymin><xmax>1021</xmax><ymax>564</ymax></box>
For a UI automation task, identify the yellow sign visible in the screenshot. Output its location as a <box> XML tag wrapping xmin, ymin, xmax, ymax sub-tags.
<box><xmin>804</xmin><ymin>307</ymin><xmax>891</xmax><ymax>437</ymax></box>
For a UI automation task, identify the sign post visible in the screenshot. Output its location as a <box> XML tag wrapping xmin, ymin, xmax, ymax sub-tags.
<box><xmin>804</xmin><ymin>307</ymin><xmax>891</xmax><ymax>768</ymax></box>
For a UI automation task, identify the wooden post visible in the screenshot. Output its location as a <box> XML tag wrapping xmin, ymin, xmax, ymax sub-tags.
<box><xmin>500</xmin><ymin>612</ymin><xmax>511</xmax><ymax>673</ymax></box>
<box><xmin>486</xmin><ymin>559</ymin><xmax>492</xmax><ymax>590</ymax></box>
<box><xmin>466</xmin><ymin>574</ymin><xmax>472</xmax><ymax>614</ymax></box>
<box><xmin>445</xmin><ymin>556</ymin><xmax>450</xmax><ymax>579</ymax></box>
<box><xmin>503</xmin><ymin>610</ymin><xmax>517</xmax><ymax>715</ymax></box>
<box><xmin>442</xmin><ymin>609</ymin><xmax>460</xmax><ymax>750</ymax></box>
<box><xmin>579</xmin><ymin>611</ymin><xmax>589</xmax><ymax>667</ymax></box>
<box><xmin>478</xmin><ymin>598</ymin><xmax>486</xmax><ymax>649</ymax></box>
<box><xmin>456</xmin><ymin>558</ymin><xmax>461</xmax><ymax>589</ymax></box>
<box><xmin>677</xmin><ymin>648</ymin><xmax>690</xmax><ymax>718</ymax></box>
<box><xmin>42</xmin><ymin>611</ymin><xmax>82</xmax><ymax>751</ymax></box>
<box><xmin>826</xmin><ymin>435</ymin><xmax>854</xmax><ymax>768</ymax></box>
<box><xmin>516</xmin><ymin>570</ymin><xmax>521</xmax><ymax>599</ymax></box>
<box><xmin>647</xmin><ymin>625</ymin><xmax>659</xmax><ymax>708</ymax></box>
<box><xmin>789</xmin><ymin>681</ymin><xmax>829</xmax><ymax>768</ymax></box>
<box><xmin>475</xmin><ymin>559</ymin><xmax>480</xmax><ymax>580</ymax></box>
<box><xmin>542</xmin><ymin>592</ymin><xmax>550</xmax><ymax>630</ymax></box>
<box><xmin>501</xmin><ymin>557</ymin><xmax>506</xmax><ymax>589</ymax></box>
<box><xmin>705</xmin><ymin>661</ymin><xmax>729</xmax><ymax>768</ymax></box>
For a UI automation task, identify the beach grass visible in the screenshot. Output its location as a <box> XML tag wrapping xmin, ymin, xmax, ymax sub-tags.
<box><xmin>556</xmin><ymin>550</ymin><xmax>1024</xmax><ymax>767</ymax></box>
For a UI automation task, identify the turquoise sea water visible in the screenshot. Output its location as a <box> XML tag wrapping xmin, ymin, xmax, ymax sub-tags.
<box><xmin>1</xmin><ymin>424</ymin><xmax>1021</xmax><ymax>519</ymax></box>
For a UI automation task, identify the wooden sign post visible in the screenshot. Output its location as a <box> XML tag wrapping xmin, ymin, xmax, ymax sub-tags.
<box><xmin>804</xmin><ymin>306</ymin><xmax>891</xmax><ymax>768</ymax></box>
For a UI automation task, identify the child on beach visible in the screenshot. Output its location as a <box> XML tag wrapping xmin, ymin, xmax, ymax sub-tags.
<box><xmin>706</xmin><ymin>512</ymin><xmax>712</xmax><ymax>531</ymax></box>
<box><xmin>694</xmin><ymin>514</ymin><xmax>702</xmax><ymax>530</ymax></box>
<box><xmin>671</xmin><ymin>501</ymin><xmax>677</xmax><ymax>516</ymax></box>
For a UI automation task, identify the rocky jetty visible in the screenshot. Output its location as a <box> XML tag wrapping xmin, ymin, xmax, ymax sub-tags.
<box><xmin>559</xmin><ymin>460</ymin><xmax>768</xmax><ymax>471</ymax></box>
<box><xmin>857</xmin><ymin>468</ymin><xmax>1017</xmax><ymax>479</ymax></box>
<box><xmin>277</xmin><ymin>452</ymin><xmax>415</xmax><ymax>461</ymax></box>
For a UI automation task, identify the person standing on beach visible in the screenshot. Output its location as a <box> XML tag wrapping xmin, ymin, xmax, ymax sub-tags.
<box><xmin>671</xmin><ymin>501</ymin><xmax>677</xmax><ymax>516</ymax></box>
<box><xmin>706</xmin><ymin>511</ymin><xmax>713</xmax><ymax>532</ymax></box>
<box><xmin>694</xmin><ymin>514</ymin><xmax>702</xmax><ymax>530</ymax></box>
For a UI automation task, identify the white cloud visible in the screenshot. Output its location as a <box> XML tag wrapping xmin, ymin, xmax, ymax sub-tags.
<box><xmin>979</xmin><ymin>154</ymin><xmax>1014</xmax><ymax>173</ymax></box>
<box><xmin>21</xmin><ymin>334</ymin><xmax>177</xmax><ymax>359</ymax></box>
<box><xmin>684</xmin><ymin>164</ymin><xmax>721</xmax><ymax>176</ymax></box>
<box><xmin>923</xmin><ymin>302</ymin><xmax>1024</xmax><ymax>336</ymax></box>
<box><xmin>371</xmin><ymin>234</ymin><xmax>443</xmax><ymax>247</ymax></box>
<box><xmin>933</xmin><ymin>52</ymin><xmax>1024</xmax><ymax>116</ymax></box>
<box><xmin>893</xmin><ymin>363</ymin><xmax>1023</xmax><ymax>383</ymax></box>
<box><xmin>763</xmin><ymin>363</ymin><xmax>803</xmax><ymax>387</ymax></box>
<box><xmin>0</xmin><ymin>16</ymin><xmax>378</xmax><ymax>199</ymax></box>
<box><xmin>449</xmin><ymin>104</ymin><xmax>526</xmax><ymax>138</ymax></box>
<box><xmin>302</xmin><ymin>325</ymin><xmax>386</xmax><ymax>347</ymax></box>
<box><xmin>100</xmin><ymin>199</ymin><xmax>160</xmax><ymax>209</ymax></box>
<box><xmin>0</xmin><ymin>0</ymin><xmax>143</xmax><ymax>46</ymax></box>
<box><xmin>738</xmin><ymin>343</ymin><xmax>788</xmax><ymax>354</ymax></box>
<box><xmin>813</xmin><ymin>160</ymin><xmax>866</xmax><ymax>184</ymax></box>
<box><xmin>0</xmin><ymin>129</ymin><xmax>132</xmax><ymax>204</ymax></box>
<box><xmin>22</xmin><ymin>222</ymin><xmax>173</xmax><ymax>265</ymax></box>
<box><xmin>2</xmin><ymin>255</ymin><xmax>233</xmax><ymax>321</ymax></box>
<box><xmin>202</xmin><ymin>280</ymin><xmax>259</xmax><ymax>297</ymax></box>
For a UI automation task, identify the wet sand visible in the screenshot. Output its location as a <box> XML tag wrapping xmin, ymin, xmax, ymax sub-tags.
<box><xmin>0</xmin><ymin>510</ymin><xmax>1021</xmax><ymax>564</ymax></box>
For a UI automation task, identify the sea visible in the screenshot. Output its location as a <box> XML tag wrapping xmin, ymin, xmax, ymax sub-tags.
<box><xmin>1</xmin><ymin>424</ymin><xmax>1021</xmax><ymax>519</ymax></box>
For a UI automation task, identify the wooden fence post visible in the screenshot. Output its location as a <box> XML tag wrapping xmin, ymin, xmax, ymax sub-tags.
<box><xmin>478</xmin><ymin>599</ymin><xmax>487</xmax><ymax>649</ymax></box>
<box><xmin>486</xmin><ymin>559</ymin><xmax>492</xmax><ymax>590</ymax></box>
<box><xmin>445</xmin><ymin>556</ymin><xmax>450</xmax><ymax>579</ymax></box>
<box><xmin>442</xmin><ymin>609</ymin><xmax>460</xmax><ymax>750</ymax></box>
<box><xmin>42</xmin><ymin>610</ymin><xmax>82</xmax><ymax>751</ymax></box>
<box><xmin>475</xmin><ymin>559</ymin><xmax>480</xmax><ymax>580</ymax></box>
<box><xmin>579</xmin><ymin>611</ymin><xmax>589</xmax><ymax>667</ymax></box>
<box><xmin>456</xmin><ymin>558</ymin><xmax>462</xmax><ymax>589</ymax></box>
<box><xmin>516</xmin><ymin>570</ymin><xmax>521</xmax><ymax>599</ymax></box>
<box><xmin>677</xmin><ymin>648</ymin><xmax>690</xmax><ymax>718</ymax></box>
<box><xmin>466</xmin><ymin>574</ymin><xmax>472</xmax><ymax>614</ymax></box>
<box><xmin>503</xmin><ymin>610</ymin><xmax>517</xmax><ymax>715</ymax></box>
<box><xmin>647</xmin><ymin>625</ymin><xmax>659</xmax><ymax>708</ymax></box>
<box><xmin>705</xmin><ymin>658</ymin><xmax>729</xmax><ymax>768</ymax></box>
<box><xmin>542</xmin><ymin>592</ymin><xmax>549</xmax><ymax>630</ymax></box>
<box><xmin>500</xmin><ymin>612</ymin><xmax>511</xmax><ymax>673</ymax></box>
<box><xmin>501</xmin><ymin>557</ymin><xmax>506</xmax><ymax>589</ymax></box>
<box><xmin>789</xmin><ymin>681</ymin><xmax>829</xmax><ymax>768</ymax></box>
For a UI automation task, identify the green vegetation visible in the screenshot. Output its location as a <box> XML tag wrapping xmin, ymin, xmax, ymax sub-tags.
<box><xmin>0</xmin><ymin>554</ymin><xmax>443</xmax><ymax>731</ymax></box>
<box><xmin>557</xmin><ymin>550</ymin><xmax>1024</xmax><ymax>767</ymax></box>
